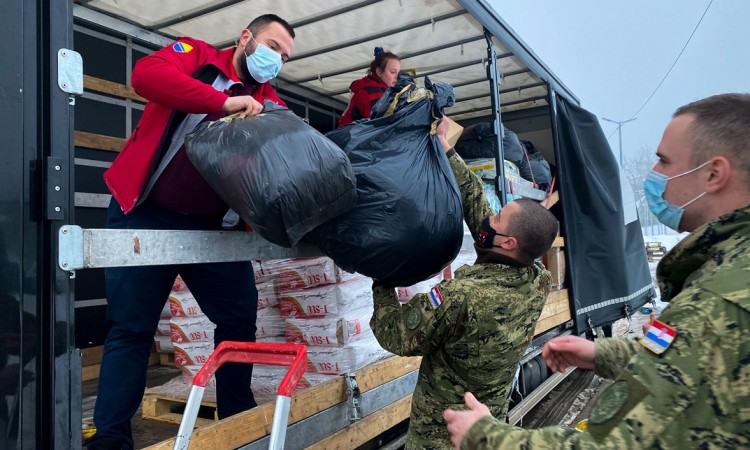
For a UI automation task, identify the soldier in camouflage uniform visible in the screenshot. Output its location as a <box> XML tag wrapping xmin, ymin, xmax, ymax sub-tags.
<box><xmin>444</xmin><ymin>93</ymin><xmax>750</xmax><ymax>449</ymax></box>
<box><xmin>370</xmin><ymin>119</ymin><xmax>559</xmax><ymax>450</ymax></box>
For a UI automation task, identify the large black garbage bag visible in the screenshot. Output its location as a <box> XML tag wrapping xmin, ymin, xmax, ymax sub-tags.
<box><xmin>519</xmin><ymin>140</ymin><xmax>552</xmax><ymax>190</ymax></box>
<box><xmin>454</xmin><ymin>122</ymin><xmax>525</xmax><ymax>168</ymax></box>
<box><xmin>185</xmin><ymin>102</ymin><xmax>357</xmax><ymax>247</ymax></box>
<box><xmin>307</xmin><ymin>78</ymin><xmax>464</xmax><ymax>286</ymax></box>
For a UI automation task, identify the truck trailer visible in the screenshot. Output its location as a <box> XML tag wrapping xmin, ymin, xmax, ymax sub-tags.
<box><xmin>0</xmin><ymin>0</ymin><xmax>653</xmax><ymax>448</ymax></box>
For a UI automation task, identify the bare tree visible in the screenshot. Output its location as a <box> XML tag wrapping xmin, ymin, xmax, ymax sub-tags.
<box><xmin>622</xmin><ymin>146</ymin><xmax>669</xmax><ymax>235</ymax></box>
<box><xmin>622</xmin><ymin>146</ymin><xmax>655</xmax><ymax>197</ymax></box>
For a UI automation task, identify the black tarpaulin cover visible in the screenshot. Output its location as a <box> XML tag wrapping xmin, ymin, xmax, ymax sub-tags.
<box><xmin>554</xmin><ymin>95</ymin><xmax>652</xmax><ymax>333</ymax></box>
<box><xmin>185</xmin><ymin>102</ymin><xmax>357</xmax><ymax>247</ymax></box>
<box><xmin>308</xmin><ymin>77</ymin><xmax>464</xmax><ymax>286</ymax></box>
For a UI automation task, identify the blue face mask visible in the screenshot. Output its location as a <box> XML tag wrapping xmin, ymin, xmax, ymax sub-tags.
<box><xmin>245</xmin><ymin>37</ymin><xmax>282</xmax><ymax>83</ymax></box>
<box><xmin>644</xmin><ymin>160</ymin><xmax>710</xmax><ymax>231</ymax></box>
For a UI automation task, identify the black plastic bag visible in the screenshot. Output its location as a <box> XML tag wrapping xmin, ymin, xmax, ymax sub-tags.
<box><xmin>307</xmin><ymin>78</ymin><xmax>464</xmax><ymax>286</ymax></box>
<box><xmin>454</xmin><ymin>122</ymin><xmax>525</xmax><ymax>167</ymax></box>
<box><xmin>519</xmin><ymin>140</ymin><xmax>552</xmax><ymax>190</ymax></box>
<box><xmin>185</xmin><ymin>102</ymin><xmax>357</xmax><ymax>247</ymax></box>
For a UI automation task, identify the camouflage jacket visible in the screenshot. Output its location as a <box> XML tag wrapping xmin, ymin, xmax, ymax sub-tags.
<box><xmin>462</xmin><ymin>205</ymin><xmax>750</xmax><ymax>449</ymax></box>
<box><xmin>371</xmin><ymin>152</ymin><xmax>552</xmax><ymax>450</ymax></box>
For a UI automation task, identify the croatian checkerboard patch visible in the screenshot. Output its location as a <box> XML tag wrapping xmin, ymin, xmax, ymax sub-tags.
<box><xmin>640</xmin><ymin>320</ymin><xmax>677</xmax><ymax>354</ymax></box>
<box><xmin>428</xmin><ymin>287</ymin><xmax>444</xmax><ymax>309</ymax></box>
<box><xmin>172</xmin><ymin>42</ymin><xmax>194</xmax><ymax>53</ymax></box>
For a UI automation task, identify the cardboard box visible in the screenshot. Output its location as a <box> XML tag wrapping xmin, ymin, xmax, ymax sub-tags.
<box><xmin>544</xmin><ymin>248</ymin><xmax>566</xmax><ymax>289</ymax></box>
<box><xmin>443</xmin><ymin>116</ymin><xmax>464</xmax><ymax>149</ymax></box>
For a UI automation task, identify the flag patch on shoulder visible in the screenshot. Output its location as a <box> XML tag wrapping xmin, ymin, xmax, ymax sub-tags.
<box><xmin>429</xmin><ymin>287</ymin><xmax>444</xmax><ymax>309</ymax></box>
<box><xmin>172</xmin><ymin>42</ymin><xmax>194</xmax><ymax>53</ymax></box>
<box><xmin>640</xmin><ymin>320</ymin><xmax>677</xmax><ymax>354</ymax></box>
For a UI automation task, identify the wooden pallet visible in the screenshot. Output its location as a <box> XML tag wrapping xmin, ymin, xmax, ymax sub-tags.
<box><xmin>143</xmin><ymin>355</ymin><xmax>421</xmax><ymax>450</ymax></box>
<box><xmin>141</xmin><ymin>392</ymin><xmax>218</xmax><ymax>428</ymax></box>
<box><xmin>158</xmin><ymin>352</ymin><xmax>175</xmax><ymax>366</ymax></box>
<box><xmin>81</xmin><ymin>345</ymin><xmax>161</xmax><ymax>382</ymax></box>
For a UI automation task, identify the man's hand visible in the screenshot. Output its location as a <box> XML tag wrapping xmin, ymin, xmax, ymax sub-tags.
<box><xmin>436</xmin><ymin>117</ymin><xmax>452</xmax><ymax>154</ymax></box>
<box><xmin>542</xmin><ymin>335</ymin><xmax>596</xmax><ymax>373</ymax></box>
<box><xmin>223</xmin><ymin>95</ymin><xmax>264</xmax><ymax>116</ymax></box>
<box><xmin>444</xmin><ymin>392</ymin><xmax>491</xmax><ymax>449</ymax></box>
<box><xmin>642</xmin><ymin>312</ymin><xmax>656</xmax><ymax>336</ymax></box>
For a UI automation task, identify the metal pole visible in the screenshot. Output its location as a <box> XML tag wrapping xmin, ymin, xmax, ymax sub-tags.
<box><xmin>484</xmin><ymin>28</ymin><xmax>507</xmax><ymax>207</ymax></box>
<box><xmin>602</xmin><ymin>117</ymin><xmax>637</xmax><ymax>166</ymax></box>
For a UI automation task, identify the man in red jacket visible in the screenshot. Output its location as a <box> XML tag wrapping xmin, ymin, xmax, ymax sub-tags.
<box><xmin>87</xmin><ymin>14</ymin><xmax>295</xmax><ymax>450</ymax></box>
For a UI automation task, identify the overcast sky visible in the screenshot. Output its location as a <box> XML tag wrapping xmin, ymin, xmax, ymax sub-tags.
<box><xmin>489</xmin><ymin>0</ymin><xmax>747</xmax><ymax>164</ymax></box>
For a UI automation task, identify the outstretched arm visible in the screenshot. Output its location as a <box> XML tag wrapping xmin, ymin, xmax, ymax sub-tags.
<box><xmin>435</xmin><ymin>118</ymin><xmax>494</xmax><ymax>242</ymax></box>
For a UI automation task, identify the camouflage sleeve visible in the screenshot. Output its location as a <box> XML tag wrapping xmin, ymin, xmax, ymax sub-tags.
<box><xmin>463</xmin><ymin>417</ymin><xmax>577</xmax><ymax>450</ymax></box>
<box><xmin>593</xmin><ymin>338</ymin><xmax>641</xmax><ymax>380</ymax></box>
<box><xmin>456</xmin><ymin>289</ymin><xmax>750</xmax><ymax>449</ymax></box>
<box><xmin>448</xmin><ymin>152</ymin><xmax>494</xmax><ymax>242</ymax></box>
<box><xmin>370</xmin><ymin>281</ymin><xmax>468</xmax><ymax>356</ymax></box>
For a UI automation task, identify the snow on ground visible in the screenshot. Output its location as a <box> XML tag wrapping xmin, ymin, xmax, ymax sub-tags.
<box><xmin>642</xmin><ymin>232</ymin><xmax>689</xmax><ymax>251</ymax></box>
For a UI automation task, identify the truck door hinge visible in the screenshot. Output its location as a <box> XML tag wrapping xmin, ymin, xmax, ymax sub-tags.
<box><xmin>58</xmin><ymin>48</ymin><xmax>83</xmax><ymax>96</ymax></box>
<box><xmin>343</xmin><ymin>372</ymin><xmax>363</xmax><ymax>422</ymax></box>
<box><xmin>46</xmin><ymin>157</ymin><xmax>66</xmax><ymax>220</ymax></box>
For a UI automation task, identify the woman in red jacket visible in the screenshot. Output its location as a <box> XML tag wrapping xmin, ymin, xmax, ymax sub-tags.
<box><xmin>338</xmin><ymin>47</ymin><xmax>401</xmax><ymax>127</ymax></box>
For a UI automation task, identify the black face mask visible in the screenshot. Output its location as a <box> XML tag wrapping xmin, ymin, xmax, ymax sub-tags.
<box><xmin>477</xmin><ymin>216</ymin><xmax>512</xmax><ymax>249</ymax></box>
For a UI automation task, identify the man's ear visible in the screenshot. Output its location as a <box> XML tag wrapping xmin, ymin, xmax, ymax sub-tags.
<box><xmin>239</xmin><ymin>28</ymin><xmax>252</xmax><ymax>47</ymax></box>
<box><xmin>498</xmin><ymin>236</ymin><xmax>519</xmax><ymax>251</ymax></box>
<box><xmin>705</xmin><ymin>156</ymin><xmax>731</xmax><ymax>194</ymax></box>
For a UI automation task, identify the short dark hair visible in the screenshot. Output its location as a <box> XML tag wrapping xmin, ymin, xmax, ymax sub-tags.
<box><xmin>369</xmin><ymin>51</ymin><xmax>400</xmax><ymax>76</ymax></box>
<box><xmin>674</xmin><ymin>93</ymin><xmax>750</xmax><ymax>181</ymax></box>
<box><xmin>247</xmin><ymin>14</ymin><xmax>295</xmax><ymax>39</ymax></box>
<box><xmin>505</xmin><ymin>198</ymin><xmax>559</xmax><ymax>265</ymax></box>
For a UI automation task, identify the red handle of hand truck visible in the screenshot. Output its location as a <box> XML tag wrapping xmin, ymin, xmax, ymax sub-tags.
<box><xmin>192</xmin><ymin>341</ymin><xmax>307</xmax><ymax>397</ymax></box>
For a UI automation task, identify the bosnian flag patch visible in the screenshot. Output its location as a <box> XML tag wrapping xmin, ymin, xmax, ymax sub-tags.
<box><xmin>429</xmin><ymin>287</ymin><xmax>444</xmax><ymax>309</ymax></box>
<box><xmin>640</xmin><ymin>320</ymin><xmax>677</xmax><ymax>354</ymax></box>
<box><xmin>172</xmin><ymin>42</ymin><xmax>194</xmax><ymax>53</ymax></box>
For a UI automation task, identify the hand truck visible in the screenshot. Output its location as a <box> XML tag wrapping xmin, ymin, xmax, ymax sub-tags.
<box><xmin>173</xmin><ymin>341</ymin><xmax>308</xmax><ymax>450</ymax></box>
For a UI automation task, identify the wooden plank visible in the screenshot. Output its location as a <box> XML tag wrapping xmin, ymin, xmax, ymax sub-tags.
<box><xmin>537</xmin><ymin>289</ymin><xmax>569</xmax><ymax>321</ymax></box>
<box><xmin>159</xmin><ymin>353</ymin><xmax>175</xmax><ymax>366</ymax></box>
<box><xmin>82</xmin><ymin>347</ymin><xmax>160</xmax><ymax>382</ymax></box>
<box><xmin>75</xmin><ymin>130</ymin><xmax>126</xmax><ymax>152</ymax></box>
<box><xmin>84</xmin><ymin>74</ymin><xmax>145</xmax><ymax>102</ymax></box>
<box><xmin>540</xmin><ymin>190</ymin><xmax>559</xmax><ymax>209</ymax></box>
<box><xmin>142</xmin><ymin>356</ymin><xmax>421</xmax><ymax>450</ymax></box>
<box><xmin>304</xmin><ymin>394</ymin><xmax>413</xmax><ymax>450</ymax></box>
<box><xmin>81</xmin><ymin>345</ymin><xmax>104</xmax><ymax>366</ymax></box>
<box><xmin>142</xmin><ymin>393</ymin><xmax>217</xmax><ymax>427</ymax></box>
<box><xmin>82</xmin><ymin>364</ymin><xmax>101</xmax><ymax>382</ymax></box>
<box><xmin>534</xmin><ymin>309</ymin><xmax>573</xmax><ymax>335</ymax></box>
<box><xmin>535</xmin><ymin>289</ymin><xmax>571</xmax><ymax>335</ymax></box>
